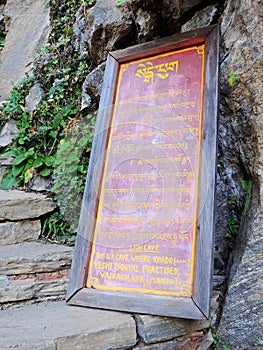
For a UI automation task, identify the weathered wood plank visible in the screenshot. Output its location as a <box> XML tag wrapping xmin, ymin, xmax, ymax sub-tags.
<box><xmin>69</xmin><ymin>289</ymin><xmax>205</xmax><ymax>320</ymax></box>
<box><xmin>193</xmin><ymin>25</ymin><xmax>220</xmax><ymax>317</ymax></box>
<box><xmin>111</xmin><ymin>25</ymin><xmax>217</xmax><ymax>63</ymax></box>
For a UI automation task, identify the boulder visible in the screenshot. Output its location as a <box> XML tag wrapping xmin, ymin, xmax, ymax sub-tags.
<box><xmin>82</xmin><ymin>62</ymin><xmax>106</xmax><ymax>108</ymax></box>
<box><xmin>84</xmin><ymin>0</ymin><xmax>133</xmax><ymax>65</ymax></box>
<box><xmin>0</xmin><ymin>0</ymin><xmax>50</xmax><ymax>100</ymax></box>
<box><xmin>25</xmin><ymin>83</ymin><xmax>44</xmax><ymax>113</ymax></box>
<box><xmin>135</xmin><ymin>8</ymin><xmax>159</xmax><ymax>43</ymax></box>
<box><xmin>0</xmin><ymin>121</ymin><xmax>18</xmax><ymax>148</ymax></box>
<box><xmin>181</xmin><ymin>5</ymin><xmax>218</xmax><ymax>33</ymax></box>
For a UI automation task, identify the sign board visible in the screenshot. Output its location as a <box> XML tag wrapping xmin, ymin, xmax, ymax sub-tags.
<box><xmin>67</xmin><ymin>25</ymin><xmax>220</xmax><ymax>319</ymax></box>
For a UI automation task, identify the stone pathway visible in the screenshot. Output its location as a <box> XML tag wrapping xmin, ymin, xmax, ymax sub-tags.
<box><xmin>0</xmin><ymin>301</ymin><xmax>137</xmax><ymax>350</ymax></box>
<box><xmin>0</xmin><ymin>189</ymin><xmax>216</xmax><ymax>349</ymax></box>
<box><xmin>0</xmin><ymin>189</ymin><xmax>134</xmax><ymax>349</ymax></box>
<box><xmin>0</xmin><ymin>190</ymin><xmax>72</xmax><ymax>306</ymax></box>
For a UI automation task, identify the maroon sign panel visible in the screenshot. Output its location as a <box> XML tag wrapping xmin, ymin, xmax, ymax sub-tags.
<box><xmin>87</xmin><ymin>46</ymin><xmax>205</xmax><ymax>297</ymax></box>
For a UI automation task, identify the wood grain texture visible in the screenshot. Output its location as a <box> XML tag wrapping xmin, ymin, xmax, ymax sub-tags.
<box><xmin>193</xmin><ymin>25</ymin><xmax>220</xmax><ymax>317</ymax></box>
<box><xmin>68</xmin><ymin>289</ymin><xmax>205</xmax><ymax>319</ymax></box>
<box><xmin>111</xmin><ymin>25</ymin><xmax>218</xmax><ymax>63</ymax></box>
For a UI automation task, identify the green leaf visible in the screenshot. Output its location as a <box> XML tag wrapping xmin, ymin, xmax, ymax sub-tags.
<box><xmin>24</xmin><ymin>168</ymin><xmax>33</xmax><ymax>184</ymax></box>
<box><xmin>27</xmin><ymin>148</ymin><xmax>35</xmax><ymax>156</ymax></box>
<box><xmin>78</xmin><ymin>138</ymin><xmax>87</xmax><ymax>148</ymax></box>
<box><xmin>40</xmin><ymin>167</ymin><xmax>52</xmax><ymax>177</ymax></box>
<box><xmin>229</xmin><ymin>72</ymin><xmax>237</xmax><ymax>87</ymax></box>
<box><xmin>33</xmin><ymin>157</ymin><xmax>44</xmax><ymax>168</ymax></box>
<box><xmin>45</xmin><ymin>155</ymin><xmax>56</xmax><ymax>167</ymax></box>
<box><xmin>0</xmin><ymin>172</ymin><xmax>19</xmax><ymax>189</ymax></box>
<box><xmin>12</xmin><ymin>163</ymin><xmax>25</xmax><ymax>177</ymax></box>
<box><xmin>67</xmin><ymin>165</ymin><xmax>78</xmax><ymax>173</ymax></box>
<box><xmin>50</xmin><ymin>130</ymin><xmax>58</xmax><ymax>139</ymax></box>
<box><xmin>1</xmin><ymin>149</ymin><xmax>18</xmax><ymax>157</ymax></box>
<box><xmin>13</xmin><ymin>153</ymin><xmax>28</xmax><ymax>165</ymax></box>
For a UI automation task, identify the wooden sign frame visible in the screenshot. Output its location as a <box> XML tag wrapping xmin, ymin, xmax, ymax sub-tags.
<box><xmin>66</xmin><ymin>25</ymin><xmax>220</xmax><ymax>320</ymax></box>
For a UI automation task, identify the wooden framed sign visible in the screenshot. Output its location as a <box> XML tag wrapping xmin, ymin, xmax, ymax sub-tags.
<box><xmin>67</xmin><ymin>25</ymin><xmax>220</xmax><ymax>319</ymax></box>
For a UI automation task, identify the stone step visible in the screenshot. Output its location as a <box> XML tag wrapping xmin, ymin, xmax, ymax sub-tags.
<box><xmin>0</xmin><ymin>189</ymin><xmax>56</xmax><ymax>221</ymax></box>
<box><xmin>0</xmin><ymin>219</ymin><xmax>41</xmax><ymax>245</ymax></box>
<box><xmin>0</xmin><ymin>242</ymin><xmax>73</xmax><ymax>304</ymax></box>
<box><xmin>0</xmin><ymin>300</ymin><xmax>137</xmax><ymax>350</ymax></box>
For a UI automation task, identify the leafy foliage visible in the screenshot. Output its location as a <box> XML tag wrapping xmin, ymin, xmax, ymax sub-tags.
<box><xmin>0</xmin><ymin>0</ymin><xmax>96</xmax><ymax>242</ymax></box>
<box><xmin>52</xmin><ymin>114</ymin><xmax>96</xmax><ymax>232</ymax></box>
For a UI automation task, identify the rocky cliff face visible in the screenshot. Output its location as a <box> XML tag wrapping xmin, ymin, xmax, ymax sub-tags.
<box><xmin>0</xmin><ymin>0</ymin><xmax>262</xmax><ymax>348</ymax></box>
<box><xmin>0</xmin><ymin>0</ymin><xmax>50</xmax><ymax>100</ymax></box>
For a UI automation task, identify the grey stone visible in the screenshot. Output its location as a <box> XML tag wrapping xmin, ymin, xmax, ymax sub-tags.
<box><xmin>0</xmin><ymin>0</ymin><xmax>50</xmax><ymax>100</ymax></box>
<box><xmin>0</xmin><ymin>219</ymin><xmax>41</xmax><ymax>245</ymax></box>
<box><xmin>217</xmin><ymin>0</ymin><xmax>263</xmax><ymax>347</ymax></box>
<box><xmin>181</xmin><ymin>5</ymin><xmax>218</xmax><ymax>33</ymax></box>
<box><xmin>0</xmin><ymin>166</ymin><xmax>6</xmax><ymax>183</ymax></box>
<box><xmin>82</xmin><ymin>62</ymin><xmax>106</xmax><ymax>107</ymax></box>
<box><xmin>212</xmin><ymin>275</ymin><xmax>226</xmax><ymax>288</ymax></box>
<box><xmin>0</xmin><ymin>190</ymin><xmax>56</xmax><ymax>220</ymax></box>
<box><xmin>0</xmin><ymin>270</ymin><xmax>69</xmax><ymax>303</ymax></box>
<box><xmin>210</xmin><ymin>291</ymin><xmax>221</xmax><ymax>328</ymax></box>
<box><xmin>218</xmin><ymin>214</ymin><xmax>263</xmax><ymax>349</ymax></box>
<box><xmin>0</xmin><ymin>241</ymin><xmax>73</xmax><ymax>275</ymax></box>
<box><xmin>0</xmin><ymin>155</ymin><xmax>13</xmax><ymax>166</ymax></box>
<box><xmin>197</xmin><ymin>330</ymin><xmax>214</xmax><ymax>350</ymax></box>
<box><xmin>0</xmin><ymin>121</ymin><xmax>18</xmax><ymax>147</ymax></box>
<box><xmin>73</xmin><ymin>4</ymin><xmax>89</xmax><ymax>58</ymax></box>
<box><xmin>158</xmin><ymin>0</ymin><xmax>204</xmax><ymax>34</ymax></box>
<box><xmin>0</xmin><ymin>275</ymin><xmax>9</xmax><ymax>288</ymax></box>
<box><xmin>85</xmin><ymin>0</ymin><xmax>133</xmax><ymax>65</ymax></box>
<box><xmin>135</xmin><ymin>8</ymin><xmax>159</xmax><ymax>42</ymax></box>
<box><xmin>215</xmin><ymin>0</ymin><xmax>262</xmax><ymax>265</ymax></box>
<box><xmin>28</xmin><ymin>173</ymin><xmax>52</xmax><ymax>192</ymax></box>
<box><xmin>135</xmin><ymin>314</ymin><xmax>209</xmax><ymax>344</ymax></box>
<box><xmin>25</xmin><ymin>83</ymin><xmax>44</xmax><ymax>113</ymax></box>
<box><xmin>0</xmin><ymin>301</ymin><xmax>137</xmax><ymax>350</ymax></box>
<box><xmin>0</xmin><ymin>156</ymin><xmax>12</xmax><ymax>184</ymax></box>
<box><xmin>81</xmin><ymin>90</ymin><xmax>92</xmax><ymax>110</ymax></box>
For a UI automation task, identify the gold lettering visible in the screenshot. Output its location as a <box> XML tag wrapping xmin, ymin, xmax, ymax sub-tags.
<box><xmin>135</xmin><ymin>61</ymin><xmax>179</xmax><ymax>83</ymax></box>
<box><xmin>142</xmin><ymin>265</ymin><xmax>179</xmax><ymax>275</ymax></box>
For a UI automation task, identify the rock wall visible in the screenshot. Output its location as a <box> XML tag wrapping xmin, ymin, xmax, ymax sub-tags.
<box><xmin>217</xmin><ymin>0</ymin><xmax>263</xmax><ymax>348</ymax></box>
<box><xmin>0</xmin><ymin>0</ymin><xmax>50</xmax><ymax>100</ymax></box>
<box><xmin>68</xmin><ymin>1</ymin><xmax>263</xmax><ymax>347</ymax></box>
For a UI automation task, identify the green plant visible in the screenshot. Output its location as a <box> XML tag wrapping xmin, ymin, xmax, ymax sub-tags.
<box><xmin>0</xmin><ymin>31</ymin><xmax>6</xmax><ymax>48</ymax></box>
<box><xmin>228</xmin><ymin>72</ymin><xmax>237</xmax><ymax>87</ymax></box>
<box><xmin>0</xmin><ymin>76</ymin><xmax>34</xmax><ymax>131</ymax></box>
<box><xmin>240</xmin><ymin>178</ymin><xmax>252</xmax><ymax>216</ymax></box>
<box><xmin>0</xmin><ymin>0</ymin><xmax>95</xmax><ymax>241</ymax></box>
<box><xmin>116</xmin><ymin>0</ymin><xmax>139</xmax><ymax>6</ymax></box>
<box><xmin>254</xmin><ymin>337</ymin><xmax>261</xmax><ymax>347</ymax></box>
<box><xmin>224</xmin><ymin>217</ymin><xmax>238</xmax><ymax>239</ymax></box>
<box><xmin>52</xmin><ymin>114</ymin><xmax>95</xmax><ymax>232</ymax></box>
<box><xmin>212</xmin><ymin>332</ymin><xmax>233</xmax><ymax>350</ymax></box>
<box><xmin>42</xmin><ymin>212</ymin><xmax>76</xmax><ymax>245</ymax></box>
